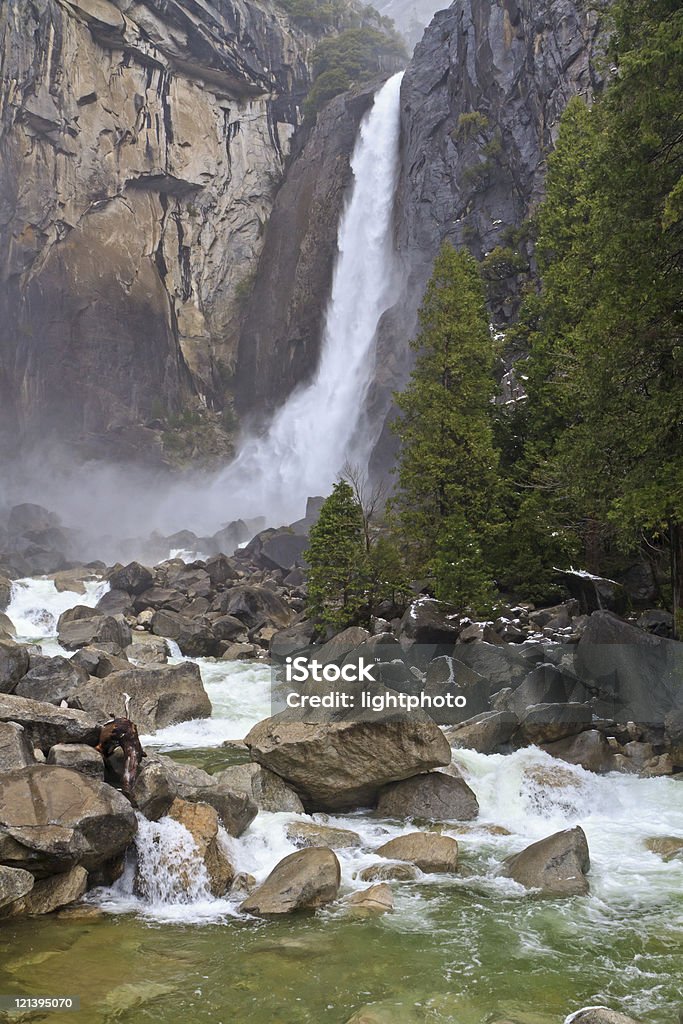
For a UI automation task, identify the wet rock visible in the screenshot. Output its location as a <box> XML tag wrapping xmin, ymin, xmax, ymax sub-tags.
<box><xmin>0</xmin><ymin>693</ymin><xmax>100</xmax><ymax>748</ymax></box>
<box><xmin>129</xmin><ymin>634</ymin><xmax>169</xmax><ymax>665</ymax></box>
<box><xmin>0</xmin><ymin>765</ymin><xmax>137</xmax><ymax>875</ymax></box>
<box><xmin>220</xmin><ymin>642</ymin><xmax>258</xmax><ymax>660</ymax></box>
<box><xmin>212</xmin><ymin>763</ymin><xmax>304</xmax><ymax>814</ymax></box>
<box><xmin>644</xmin><ymin>837</ymin><xmax>683</xmax><ymax>862</ymax></box>
<box><xmin>344</xmin><ymin>882</ymin><xmax>393</xmax><ymax>916</ymax></box>
<box><xmin>285</xmin><ymin>821</ymin><xmax>361</xmax><ymax>849</ymax></box>
<box><xmin>0</xmin><ymin>722</ymin><xmax>35</xmax><ymax>771</ymax></box>
<box><xmin>151</xmin><ymin>609</ymin><xmax>218</xmax><ymax>657</ymax></box>
<box><xmin>129</xmin><ymin>759</ymin><xmax>175</xmax><ymax>820</ymax></box>
<box><xmin>399</xmin><ymin>598</ymin><xmax>463</xmax><ymax>645</ymax></box>
<box><xmin>514</xmin><ymin>703</ymin><xmax>593</xmax><ymax>746</ymax></box>
<box><xmin>0</xmin><ymin>576</ymin><xmax>12</xmax><ymax>612</ymax></box>
<box><xmin>0</xmin><ymin>640</ymin><xmax>29</xmax><ymax>694</ymax></box>
<box><xmin>541</xmin><ymin>730</ymin><xmax>614</xmax><ymax>773</ymax></box>
<box><xmin>47</xmin><ymin>742</ymin><xmax>104</xmax><ymax>779</ymax></box>
<box><xmin>245</xmin><ymin>710</ymin><xmax>452</xmax><ymax>811</ymax></box>
<box><xmin>501</xmin><ymin>825</ymin><xmax>590</xmax><ymax>896</ymax></box>
<box><xmin>71</xmin><ymin>662</ymin><xmax>211</xmax><ymax>733</ymax></box>
<box><xmin>107</xmin><ymin>562</ymin><xmax>154</xmax><ymax>595</ymax></box>
<box><xmin>358</xmin><ymin>861</ymin><xmax>418</xmax><ymax>882</ymax></box>
<box><xmin>0</xmin><ymin>865</ymin><xmax>34</xmax><ymax>910</ymax></box>
<box><xmin>230</xmin><ymin>872</ymin><xmax>256</xmax><ymax>898</ymax></box>
<box><xmin>240</xmin><ymin>847</ymin><xmax>341</xmax><ymax>915</ymax></box>
<box><xmin>152</xmin><ymin>755</ymin><xmax>257</xmax><ymax>837</ymax></box>
<box><xmin>377</xmin><ymin>771</ymin><xmax>478</xmax><ymax>821</ymax></box>
<box><xmin>445</xmin><ymin>710</ymin><xmax>518</xmax><ymax>753</ymax></box>
<box><xmin>58</xmin><ymin>610</ymin><xmax>131</xmax><ymax>651</ymax></box>
<box><xmin>4</xmin><ymin>865</ymin><xmax>88</xmax><ymax>917</ymax></box>
<box><xmin>167</xmin><ymin>798</ymin><xmax>234</xmax><ymax>897</ymax></box>
<box><xmin>15</xmin><ymin>654</ymin><xmax>89</xmax><ymax>704</ymax></box>
<box><xmin>0</xmin><ymin>612</ymin><xmax>15</xmax><ymax>640</ymax></box>
<box><xmin>376</xmin><ymin>832</ymin><xmax>458</xmax><ymax>873</ymax></box>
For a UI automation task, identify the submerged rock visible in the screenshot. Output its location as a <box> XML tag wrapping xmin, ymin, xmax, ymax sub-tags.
<box><xmin>285</xmin><ymin>821</ymin><xmax>361</xmax><ymax>850</ymax></box>
<box><xmin>644</xmin><ymin>836</ymin><xmax>683</xmax><ymax>862</ymax></box>
<box><xmin>501</xmin><ymin>825</ymin><xmax>590</xmax><ymax>897</ymax></box>
<box><xmin>358</xmin><ymin>861</ymin><xmax>418</xmax><ymax>882</ymax></box>
<box><xmin>240</xmin><ymin>847</ymin><xmax>341</xmax><ymax>915</ymax></box>
<box><xmin>344</xmin><ymin>882</ymin><xmax>393</xmax><ymax>916</ymax></box>
<box><xmin>570</xmin><ymin>1010</ymin><xmax>643</xmax><ymax>1024</ymax></box>
<box><xmin>375</xmin><ymin>832</ymin><xmax>458</xmax><ymax>873</ymax></box>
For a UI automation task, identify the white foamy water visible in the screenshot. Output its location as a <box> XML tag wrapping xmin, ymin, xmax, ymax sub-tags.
<box><xmin>7</xmin><ymin>575</ymin><xmax>109</xmax><ymax>647</ymax></box>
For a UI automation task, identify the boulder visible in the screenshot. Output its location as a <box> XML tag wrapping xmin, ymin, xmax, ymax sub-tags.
<box><xmin>205</xmin><ymin>554</ymin><xmax>239</xmax><ymax>587</ymax></box>
<box><xmin>0</xmin><ymin>693</ymin><xmax>100</xmax><ymax>749</ymax></box>
<box><xmin>152</xmin><ymin>755</ymin><xmax>257</xmax><ymax>837</ymax></box>
<box><xmin>151</xmin><ymin>609</ymin><xmax>218</xmax><ymax>657</ymax></box>
<box><xmin>220</xmin><ymin>642</ymin><xmax>257</xmax><ymax>661</ymax></box>
<box><xmin>212</xmin><ymin>763</ymin><xmax>304</xmax><ymax>813</ymax></box>
<box><xmin>0</xmin><ymin>765</ymin><xmax>137</xmax><ymax>875</ymax></box>
<box><xmin>637</xmin><ymin>609</ymin><xmax>674</xmax><ymax>637</ymax></box>
<box><xmin>221</xmin><ymin>585</ymin><xmax>293</xmax><ymax>629</ymax></box>
<box><xmin>0</xmin><ymin>722</ymin><xmax>35</xmax><ymax>771</ymax></box>
<box><xmin>7</xmin><ymin>503</ymin><xmax>58</xmax><ymax>536</ymax></box>
<box><xmin>454</xmin><ymin>642</ymin><xmax>529</xmax><ymax>691</ymax></box>
<box><xmin>258</xmin><ymin>532</ymin><xmax>309</xmax><ymax>572</ymax></box>
<box><xmin>133</xmin><ymin>587</ymin><xmax>186</xmax><ymax>613</ymax></box>
<box><xmin>95</xmin><ymin>589</ymin><xmax>135</xmax><ymax>616</ymax></box>
<box><xmin>514</xmin><ymin>703</ymin><xmax>593</xmax><ymax>746</ymax></box>
<box><xmin>270</xmin><ymin>622</ymin><xmax>316</xmax><ymax>660</ymax></box>
<box><xmin>167</xmin><ymin>798</ymin><xmax>235</xmax><ymax>897</ymax></box>
<box><xmin>445</xmin><ymin>711</ymin><xmax>518</xmax><ymax>753</ymax></box>
<box><xmin>575</xmin><ymin>611</ymin><xmax>682</xmax><ymax>724</ymax></box>
<box><xmin>129</xmin><ymin>634</ymin><xmax>169</xmax><ymax>665</ymax></box>
<box><xmin>569</xmin><ymin>1010</ymin><xmax>642</xmax><ymax>1024</ymax></box>
<box><xmin>500</xmin><ymin>825</ymin><xmax>590</xmax><ymax>896</ymax></box>
<box><xmin>129</xmin><ymin>759</ymin><xmax>175</xmax><ymax>820</ymax></box>
<box><xmin>107</xmin><ymin>561</ymin><xmax>154</xmax><ymax>595</ymax></box>
<box><xmin>316</xmin><ymin>627</ymin><xmax>371</xmax><ymax>665</ymax></box>
<box><xmin>240</xmin><ymin>847</ymin><xmax>341</xmax><ymax>915</ymax></box>
<box><xmin>644</xmin><ymin>836</ymin><xmax>683</xmax><ymax>862</ymax></box>
<box><xmin>4</xmin><ymin>865</ymin><xmax>88</xmax><ymax>917</ymax></box>
<box><xmin>0</xmin><ymin>640</ymin><xmax>29</xmax><ymax>694</ymax></box>
<box><xmin>375</xmin><ymin>832</ymin><xmax>458</xmax><ymax>873</ymax></box>
<box><xmin>70</xmin><ymin>645</ymin><xmax>129</xmax><ymax>678</ymax></box>
<box><xmin>0</xmin><ymin>576</ymin><xmax>12</xmax><ymax>612</ymax></box>
<box><xmin>58</xmin><ymin>612</ymin><xmax>131</xmax><ymax>652</ymax></box>
<box><xmin>377</xmin><ymin>771</ymin><xmax>479</xmax><ymax>821</ymax></box>
<box><xmin>245</xmin><ymin>710</ymin><xmax>452</xmax><ymax>811</ymax></box>
<box><xmin>555</xmin><ymin>568</ymin><xmax>628</xmax><ymax>615</ymax></box>
<box><xmin>71</xmin><ymin>662</ymin><xmax>211</xmax><ymax>733</ymax></box>
<box><xmin>423</xmin><ymin>655</ymin><xmax>490</xmax><ymax>723</ymax></box>
<box><xmin>15</xmin><ymin>654</ymin><xmax>89</xmax><ymax>704</ymax></box>
<box><xmin>541</xmin><ymin>730</ymin><xmax>614</xmax><ymax>773</ymax></box>
<box><xmin>47</xmin><ymin>743</ymin><xmax>104</xmax><ymax>779</ymax></box>
<box><xmin>211</xmin><ymin>615</ymin><xmax>249</xmax><ymax>642</ymax></box>
<box><xmin>358</xmin><ymin>861</ymin><xmax>418</xmax><ymax>882</ymax></box>
<box><xmin>0</xmin><ymin>612</ymin><xmax>15</xmax><ymax>640</ymax></box>
<box><xmin>285</xmin><ymin>822</ymin><xmax>361</xmax><ymax>849</ymax></box>
<box><xmin>0</xmin><ymin>865</ymin><xmax>34</xmax><ymax>910</ymax></box>
<box><xmin>400</xmin><ymin>598</ymin><xmax>463</xmax><ymax>645</ymax></box>
<box><xmin>345</xmin><ymin>882</ymin><xmax>393</xmax><ymax>916</ymax></box>
<box><xmin>503</xmin><ymin>663</ymin><xmax>575</xmax><ymax>718</ymax></box>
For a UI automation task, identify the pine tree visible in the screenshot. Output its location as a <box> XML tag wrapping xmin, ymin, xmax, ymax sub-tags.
<box><xmin>391</xmin><ymin>242</ymin><xmax>502</xmax><ymax>608</ymax></box>
<box><xmin>305</xmin><ymin>480</ymin><xmax>366</xmax><ymax>632</ymax></box>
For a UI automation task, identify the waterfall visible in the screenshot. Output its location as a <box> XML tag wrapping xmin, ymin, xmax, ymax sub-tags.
<box><xmin>204</xmin><ymin>72</ymin><xmax>405</xmax><ymax>526</ymax></box>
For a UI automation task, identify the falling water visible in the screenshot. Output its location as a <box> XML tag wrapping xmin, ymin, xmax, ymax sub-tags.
<box><xmin>201</xmin><ymin>72</ymin><xmax>405</xmax><ymax>526</ymax></box>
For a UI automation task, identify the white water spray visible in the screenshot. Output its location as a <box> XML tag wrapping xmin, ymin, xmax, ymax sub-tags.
<box><xmin>200</xmin><ymin>72</ymin><xmax>405</xmax><ymax>526</ymax></box>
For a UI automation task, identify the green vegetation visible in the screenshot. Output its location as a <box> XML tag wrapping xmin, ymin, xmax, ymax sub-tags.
<box><xmin>303</xmin><ymin>26</ymin><xmax>405</xmax><ymax>120</ymax></box>
<box><xmin>453</xmin><ymin>111</ymin><xmax>489</xmax><ymax>140</ymax></box>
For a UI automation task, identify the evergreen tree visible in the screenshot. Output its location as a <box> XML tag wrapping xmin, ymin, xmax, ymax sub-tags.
<box><xmin>305</xmin><ymin>480</ymin><xmax>366</xmax><ymax>631</ymax></box>
<box><xmin>391</xmin><ymin>243</ymin><xmax>502</xmax><ymax>608</ymax></box>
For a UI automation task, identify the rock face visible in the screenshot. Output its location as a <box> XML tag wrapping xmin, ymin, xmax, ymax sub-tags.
<box><xmin>240</xmin><ymin>847</ymin><xmax>341</xmax><ymax>915</ymax></box>
<box><xmin>0</xmin><ymin>765</ymin><xmax>137</xmax><ymax>876</ymax></box>
<box><xmin>369</xmin><ymin>0</ymin><xmax>608</xmax><ymax>475</ymax></box>
<box><xmin>244</xmin><ymin>711</ymin><xmax>452</xmax><ymax>810</ymax></box>
<box><xmin>0</xmin><ymin>0</ymin><xmax>323</xmax><ymax>455</ymax></box>
<box><xmin>501</xmin><ymin>825</ymin><xmax>590</xmax><ymax>896</ymax></box>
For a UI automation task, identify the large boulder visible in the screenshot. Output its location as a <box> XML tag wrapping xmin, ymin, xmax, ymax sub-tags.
<box><xmin>151</xmin><ymin>609</ymin><xmax>218</xmax><ymax>657</ymax></box>
<box><xmin>7</xmin><ymin>503</ymin><xmax>58</xmax><ymax>536</ymax></box>
<box><xmin>0</xmin><ymin>577</ymin><xmax>13</xmax><ymax>612</ymax></box>
<box><xmin>151</xmin><ymin>755</ymin><xmax>257</xmax><ymax>836</ymax></box>
<box><xmin>71</xmin><ymin>663</ymin><xmax>211</xmax><ymax>733</ymax></box>
<box><xmin>95</xmin><ymin>588</ymin><xmax>135</xmax><ymax>616</ymax></box>
<box><xmin>0</xmin><ymin>865</ymin><xmax>35</xmax><ymax>910</ymax></box>
<box><xmin>375</xmin><ymin>832</ymin><xmax>458</xmax><ymax>873</ymax></box>
<box><xmin>47</xmin><ymin>743</ymin><xmax>104</xmax><ymax>779</ymax></box>
<box><xmin>503</xmin><ymin>663</ymin><xmax>575</xmax><ymax>718</ymax></box>
<box><xmin>270</xmin><ymin>622</ymin><xmax>316</xmax><ymax>660</ymax></box>
<box><xmin>445</xmin><ymin>710</ymin><xmax>518</xmax><ymax>753</ymax></box>
<box><xmin>575</xmin><ymin>611</ymin><xmax>682</xmax><ymax>724</ymax></box>
<box><xmin>212</xmin><ymin>763</ymin><xmax>304</xmax><ymax>813</ymax></box>
<box><xmin>541</xmin><ymin>730</ymin><xmax>615</xmax><ymax>773</ymax></box>
<box><xmin>205</xmin><ymin>554</ymin><xmax>239</xmax><ymax>588</ymax></box>
<box><xmin>555</xmin><ymin>568</ymin><xmax>628</xmax><ymax>615</ymax></box>
<box><xmin>240</xmin><ymin>847</ymin><xmax>341</xmax><ymax>915</ymax></box>
<box><xmin>316</xmin><ymin>627</ymin><xmax>371</xmax><ymax>666</ymax></box>
<box><xmin>221</xmin><ymin>585</ymin><xmax>293</xmax><ymax>629</ymax></box>
<box><xmin>0</xmin><ymin>722</ymin><xmax>35</xmax><ymax>771</ymax></box>
<box><xmin>0</xmin><ymin>765</ymin><xmax>137</xmax><ymax>876</ymax></box>
<box><xmin>70</xmin><ymin>645</ymin><xmax>129</xmax><ymax>679</ymax></box>
<box><xmin>514</xmin><ymin>703</ymin><xmax>593</xmax><ymax>746</ymax></box>
<box><xmin>376</xmin><ymin>771</ymin><xmax>479</xmax><ymax>821</ymax></box>
<box><xmin>258</xmin><ymin>531</ymin><xmax>309</xmax><ymax>572</ymax></box>
<box><xmin>15</xmin><ymin>654</ymin><xmax>89</xmax><ymax>705</ymax></box>
<box><xmin>4</xmin><ymin>865</ymin><xmax>88</xmax><ymax>917</ymax></box>
<box><xmin>500</xmin><ymin>825</ymin><xmax>590</xmax><ymax>896</ymax></box>
<box><xmin>58</xmin><ymin>611</ymin><xmax>131</xmax><ymax>652</ymax></box>
<box><xmin>400</xmin><ymin>598</ymin><xmax>463</xmax><ymax>645</ymax></box>
<box><xmin>285</xmin><ymin>821</ymin><xmax>361</xmax><ymax>849</ymax></box>
<box><xmin>453</xmin><ymin>642</ymin><xmax>529</xmax><ymax>692</ymax></box>
<box><xmin>245</xmin><ymin>709</ymin><xmax>452</xmax><ymax>811</ymax></box>
<box><xmin>0</xmin><ymin>640</ymin><xmax>29</xmax><ymax>694</ymax></box>
<box><xmin>129</xmin><ymin>759</ymin><xmax>176</xmax><ymax>820</ymax></box>
<box><xmin>107</xmin><ymin>561</ymin><xmax>154</xmax><ymax>595</ymax></box>
<box><xmin>167</xmin><ymin>798</ymin><xmax>235</xmax><ymax>897</ymax></box>
<box><xmin>423</xmin><ymin>655</ymin><xmax>490</xmax><ymax>723</ymax></box>
<box><xmin>344</xmin><ymin>882</ymin><xmax>393</xmax><ymax>917</ymax></box>
<box><xmin>0</xmin><ymin>693</ymin><xmax>100</xmax><ymax>749</ymax></box>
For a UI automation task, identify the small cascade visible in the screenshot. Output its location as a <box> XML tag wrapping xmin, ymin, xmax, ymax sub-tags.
<box><xmin>7</xmin><ymin>576</ymin><xmax>109</xmax><ymax>642</ymax></box>
<box><xmin>134</xmin><ymin>816</ymin><xmax>212</xmax><ymax>906</ymax></box>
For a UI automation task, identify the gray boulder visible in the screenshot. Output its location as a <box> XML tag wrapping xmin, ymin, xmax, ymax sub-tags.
<box><xmin>515</xmin><ymin>703</ymin><xmax>593</xmax><ymax>746</ymax></box>
<box><xmin>665</xmin><ymin>709</ymin><xmax>683</xmax><ymax>767</ymax></box>
<box><xmin>151</xmin><ymin>755</ymin><xmax>257</xmax><ymax>836</ymax></box>
<box><xmin>377</xmin><ymin>771</ymin><xmax>479</xmax><ymax>821</ymax></box>
<box><xmin>0</xmin><ymin>693</ymin><xmax>100</xmax><ymax>749</ymax></box>
<box><xmin>0</xmin><ymin>640</ymin><xmax>29</xmax><ymax>694</ymax></box>
<box><xmin>501</xmin><ymin>825</ymin><xmax>590</xmax><ymax>896</ymax></box>
<box><xmin>376</xmin><ymin>832</ymin><xmax>458</xmax><ymax>873</ymax></box>
<box><xmin>71</xmin><ymin>662</ymin><xmax>211</xmax><ymax>733</ymax></box>
<box><xmin>58</xmin><ymin>611</ymin><xmax>131</xmax><ymax>651</ymax></box>
<box><xmin>317</xmin><ymin>626</ymin><xmax>371</xmax><ymax>665</ymax></box>
<box><xmin>221</xmin><ymin>585</ymin><xmax>293</xmax><ymax>629</ymax></box>
<box><xmin>212</xmin><ymin>763</ymin><xmax>304</xmax><ymax>813</ymax></box>
<box><xmin>400</xmin><ymin>598</ymin><xmax>463</xmax><ymax>645</ymax></box>
<box><xmin>541</xmin><ymin>729</ymin><xmax>615</xmax><ymax>773</ymax></box>
<box><xmin>129</xmin><ymin>759</ymin><xmax>175</xmax><ymax>820</ymax></box>
<box><xmin>107</xmin><ymin>561</ymin><xmax>154</xmax><ymax>595</ymax></box>
<box><xmin>0</xmin><ymin>865</ymin><xmax>35</xmax><ymax>910</ymax></box>
<box><xmin>270</xmin><ymin>622</ymin><xmax>316</xmax><ymax>660</ymax></box>
<box><xmin>95</xmin><ymin>589</ymin><xmax>135</xmax><ymax>616</ymax></box>
<box><xmin>70</xmin><ymin>645</ymin><xmax>129</xmax><ymax>678</ymax></box>
<box><xmin>454</xmin><ymin>642</ymin><xmax>529</xmax><ymax>691</ymax></box>
<box><xmin>4</xmin><ymin>864</ymin><xmax>88</xmax><ymax>917</ymax></box>
<box><xmin>15</xmin><ymin>654</ymin><xmax>89</xmax><ymax>704</ymax></box>
<box><xmin>423</xmin><ymin>655</ymin><xmax>490</xmax><ymax>724</ymax></box>
<box><xmin>151</xmin><ymin>609</ymin><xmax>218</xmax><ymax>657</ymax></box>
<box><xmin>445</xmin><ymin>710</ymin><xmax>518</xmax><ymax>753</ymax></box>
<box><xmin>47</xmin><ymin>743</ymin><xmax>104</xmax><ymax>779</ymax></box>
<box><xmin>555</xmin><ymin>569</ymin><xmax>628</xmax><ymax>615</ymax></box>
<box><xmin>0</xmin><ymin>722</ymin><xmax>35</xmax><ymax>771</ymax></box>
<box><xmin>0</xmin><ymin>765</ymin><xmax>137</xmax><ymax>875</ymax></box>
<box><xmin>240</xmin><ymin>847</ymin><xmax>341</xmax><ymax>915</ymax></box>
